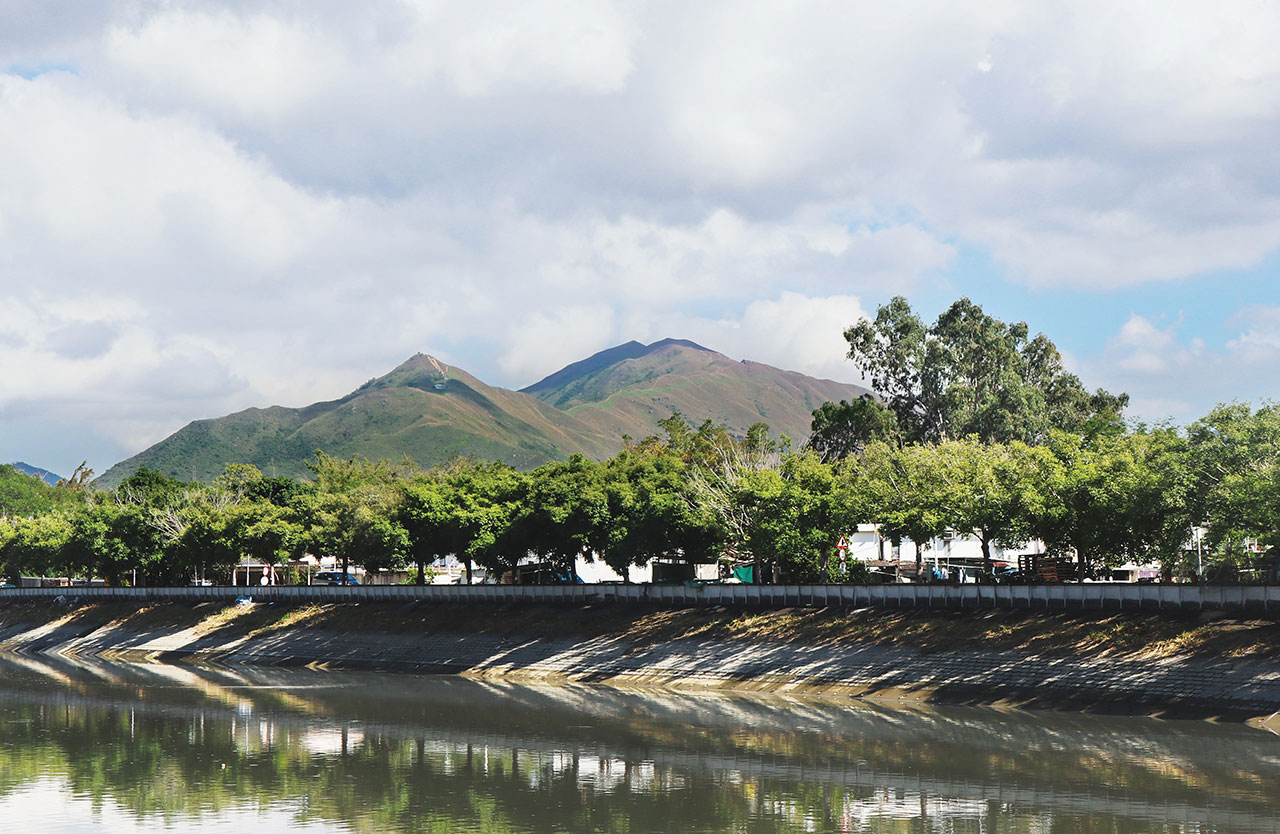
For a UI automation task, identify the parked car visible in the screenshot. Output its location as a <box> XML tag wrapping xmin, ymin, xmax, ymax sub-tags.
<box><xmin>312</xmin><ymin>571</ymin><xmax>361</xmax><ymax>586</ymax></box>
<box><xmin>991</xmin><ymin>566</ymin><xmax>1028</xmax><ymax>583</ymax></box>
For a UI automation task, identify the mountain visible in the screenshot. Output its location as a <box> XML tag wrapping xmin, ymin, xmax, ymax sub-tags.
<box><xmin>12</xmin><ymin>462</ymin><xmax>62</xmax><ymax>486</ymax></box>
<box><xmin>97</xmin><ymin>354</ymin><xmax>620</xmax><ymax>486</ymax></box>
<box><xmin>97</xmin><ymin>342</ymin><xmax>872</xmax><ymax>486</ymax></box>
<box><xmin>523</xmin><ymin>339</ymin><xmax>871</xmax><ymax>443</ymax></box>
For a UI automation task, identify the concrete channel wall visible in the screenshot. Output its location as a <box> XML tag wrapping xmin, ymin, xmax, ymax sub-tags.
<box><xmin>3</xmin><ymin>581</ymin><xmax>1279</xmax><ymax>611</ymax></box>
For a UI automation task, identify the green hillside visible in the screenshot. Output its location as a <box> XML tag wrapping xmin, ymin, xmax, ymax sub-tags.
<box><xmin>97</xmin><ymin>342</ymin><xmax>872</xmax><ymax>486</ymax></box>
<box><xmin>525</xmin><ymin>339</ymin><xmax>872</xmax><ymax>443</ymax></box>
<box><xmin>0</xmin><ymin>464</ymin><xmax>81</xmax><ymax>515</ymax></box>
<box><xmin>96</xmin><ymin>355</ymin><xmax>618</xmax><ymax>486</ymax></box>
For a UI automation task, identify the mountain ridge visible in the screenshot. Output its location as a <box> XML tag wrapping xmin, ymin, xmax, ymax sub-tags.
<box><xmin>96</xmin><ymin>341</ymin><xmax>871</xmax><ymax>486</ymax></box>
<box><xmin>12</xmin><ymin>462</ymin><xmax>63</xmax><ymax>486</ymax></box>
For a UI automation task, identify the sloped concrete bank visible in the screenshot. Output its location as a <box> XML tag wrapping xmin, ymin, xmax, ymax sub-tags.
<box><xmin>1</xmin><ymin>600</ymin><xmax>1278</xmax><ymax>726</ymax></box>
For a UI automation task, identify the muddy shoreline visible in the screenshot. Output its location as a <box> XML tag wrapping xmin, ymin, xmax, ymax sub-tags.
<box><xmin>1</xmin><ymin>599</ymin><xmax>1278</xmax><ymax>729</ymax></box>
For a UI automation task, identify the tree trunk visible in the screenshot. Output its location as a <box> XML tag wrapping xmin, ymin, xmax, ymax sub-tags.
<box><xmin>415</xmin><ymin>554</ymin><xmax>426</xmax><ymax>585</ymax></box>
<box><xmin>465</xmin><ymin>557</ymin><xmax>473</xmax><ymax>585</ymax></box>
<box><xmin>980</xmin><ymin>533</ymin><xmax>992</xmax><ymax>578</ymax></box>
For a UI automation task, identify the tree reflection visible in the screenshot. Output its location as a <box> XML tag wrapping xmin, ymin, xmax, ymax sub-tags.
<box><xmin>0</xmin><ymin>657</ymin><xmax>1275</xmax><ymax>833</ymax></box>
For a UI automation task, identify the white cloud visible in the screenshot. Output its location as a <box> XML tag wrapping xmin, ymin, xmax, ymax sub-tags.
<box><xmin>1086</xmin><ymin>309</ymin><xmax>1280</xmax><ymax>424</ymax></box>
<box><xmin>1107</xmin><ymin>314</ymin><xmax>1204</xmax><ymax>374</ymax></box>
<box><xmin>3</xmin><ymin>1</ymin><xmax>1280</xmax><ymax>472</ymax></box>
<box><xmin>618</xmin><ymin>292</ymin><xmax>871</xmax><ymax>385</ymax></box>
<box><xmin>31</xmin><ymin>0</ymin><xmax>1278</xmax><ymax>289</ymax></box>
<box><xmin>0</xmin><ymin>293</ymin><xmax>248</xmax><ymax>453</ymax></box>
<box><xmin>708</xmin><ymin>292</ymin><xmax>870</xmax><ymax>383</ymax></box>
<box><xmin>497</xmin><ymin>304</ymin><xmax>615</xmax><ymax>381</ymax></box>
<box><xmin>104</xmin><ymin>9</ymin><xmax>346</xmax><ymax>120</ymax></box>
<box><xmin>392</xmin><ymin>0</ymin><xmax>637</xmax><ymax>96</ymax></box>
<box><xmin>0</xmin><ymin>74</ymin><xmax>343</xmax><ymax>277</ymax></box>
<box><xmin>1227</xmin><ymin>306</ymin><xmax>1280</xmax><ymax>363</ymax></box>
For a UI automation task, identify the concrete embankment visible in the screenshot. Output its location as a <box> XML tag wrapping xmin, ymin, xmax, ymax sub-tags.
<box><xmin>1</xmin><ymin>599</ymin><xmax>1278</xmax><ymax>725</ymax></box>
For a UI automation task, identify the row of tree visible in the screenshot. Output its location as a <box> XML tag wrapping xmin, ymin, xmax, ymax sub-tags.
<box><xmin>0</xmin><ymin>420</ymin><xmax>725</xmax><ymax>586</ymax></box>
<box><xmin>3</xmin><ymin>297</ymin><xmax>1278</xmax><ymax>585</ymax></box>
<box><xmin>2</xmin><ymin>400</ymin><xmax>1279</xmax><ymax>584</ymax></box>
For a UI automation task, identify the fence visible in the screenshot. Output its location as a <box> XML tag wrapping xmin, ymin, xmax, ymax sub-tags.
<box><xmin>1</xmin><ymin>582</ymin><xmax>1278</xmax><ymax>611</ymax></box>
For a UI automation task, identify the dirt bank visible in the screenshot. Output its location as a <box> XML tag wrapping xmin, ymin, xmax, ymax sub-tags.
<box><xmin>1</xmin><ymin>599</ymin><xmax>1278</xmax><ymax>725</ymax></box>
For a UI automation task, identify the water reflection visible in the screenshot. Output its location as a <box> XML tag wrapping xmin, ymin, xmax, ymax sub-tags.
<box><xmin>0</xmin><ymin>652</ymin><xmax>1276</xmax><ymax>833</ymax></box>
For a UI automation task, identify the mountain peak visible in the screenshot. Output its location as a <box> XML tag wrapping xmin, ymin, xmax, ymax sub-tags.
<box><xmin>97</xmin><ymin>340</ymin><xmax>872</xmax><ymax>486</ymax></box>
<box><xmin>522</xmin><ymin>336</ymin><xmax>872</xmax><ymax>444</ymax></box>
<box><xmin>521</xmin><ymin>338</ymin><xmax>717</xmax><ymax>395</ymax></box>
<box><xmin>354</xmin><ymin>352</ymin><xmax>454</xmax><ymax>395</ymax></box>
<box><xmin>398</xmin><ymin>352</ymin><xmax>449</xmax><ymax>373</ymax></box>
<box><xmin>520</xmin><ymin>341</ymin><xmax>648</xmax><ymax>395</ymax></box>
<box><xmin>644</xmin><ymin>338</ymin><xmax>714</xmax><ymax>353</ymax></box>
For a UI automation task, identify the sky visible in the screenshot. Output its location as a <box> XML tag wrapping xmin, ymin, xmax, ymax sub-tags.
<box><xmin>2</xmin><ymin>1</ymin><xmax>1280</xmax><ymax>477</ymax></box>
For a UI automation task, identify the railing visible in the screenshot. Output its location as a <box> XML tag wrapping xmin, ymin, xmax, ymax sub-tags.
<box><xmin>1</xmin><ymin>582</ymin><xmax>1278</xmax><ymax>610</ymax></box>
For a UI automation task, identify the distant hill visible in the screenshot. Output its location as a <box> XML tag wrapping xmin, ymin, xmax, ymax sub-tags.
<box><xmin>0</xmin><ymin>464</ymin><xmax>78</xmax><ymax>515</ymax></box>
<box><xmin>97</xmin><ymin>354</ymin><xmax>620</xmax><ymax>486</ymax></box>
<box><xmin>96</xmin><ymin>341</ymin><xmax>872</xmax><ymax>486</ymax></box>
<box><xmin>12</xmin><ymin>462</ymin><xmax>62</xmax><ymax>486</ymax></box>
<box><xmin>523</xmin><ymin>339</ymin><xmax>871</xmax><ymax>443</ymax></box>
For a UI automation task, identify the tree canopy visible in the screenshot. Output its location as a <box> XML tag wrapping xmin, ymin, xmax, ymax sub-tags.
<box><xmin>9</xmin><ymin>298</ymin><xmax>1280</xmax><ymax>587</ymax></box>
<box><xmin>844</xmin><ymin>296</ymin><xmax>1128</xmax><ymax>445</ymax></box>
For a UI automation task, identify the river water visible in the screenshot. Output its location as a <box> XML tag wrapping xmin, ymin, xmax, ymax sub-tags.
<box><xmin>0</xmin><ymin>654</ymin><xmax>1275</xmax><ymax>833</ymax></box>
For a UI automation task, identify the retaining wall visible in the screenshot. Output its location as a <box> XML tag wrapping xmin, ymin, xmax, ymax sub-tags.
<box><xmin>3</xmin><ymin>581</ymin><xmax>1279</xmax><ymax>611</ymax></box>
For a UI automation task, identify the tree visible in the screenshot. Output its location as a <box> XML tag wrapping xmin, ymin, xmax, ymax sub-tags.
<box><xmin>597</xmin><ymin>443</ymin><xmax>721</xmax><ymax>580</ymax></box>
<box><xmin>844</xmin><ymin>297</ymin><xmax>1127</xmax><ymax>446</ymax></box>
<box><xmin>102</xmin><ymin>468</ymin><xmax>197</xmax><ymax>585</ymax></box>
<box><xmin>227</xmin><ymin>501</ymin><xmax>304</xmax><ymax>573</ymax></box>
<box><xmin>398</xmin><ymin>460</ymin><xmax>529</xmax><ymax>584</ymax></box>
<box><xmin>735</xmin><ymin>451</ymin><xmax>845</xmax><ymax>583</ymax></box>
<box><xmin>929</xmin><ymin>439</ymin><xmax>1042</xmax><ymax>576</ymax></box>
<box><xmin>807</xmin><ymin>395</ymin><xmax>898</xmax><ymax>463</ymax></box>
<box><xmin>149</xmin><ymin>485</ymin><xmax>241</xmax><ymax>584</ymax></box>
<box><xmin>297</xmin><ymin>453</ymin><xmax>410</xmax><ymax>582</ymax></box>
<box><xmin>55</xmin><ymin>461</ymin><xmax>95</xmax><ymax>491</ymax></box>
<box><xmin>399</xmin><ymin>461</ymin><xmax>529</xmax><ymax>585</ymax></box>
<box><xmin>398</xmin><ymin>474</ymin><xmax>460</xmax><ymax>585</ymax></box>
<box><xmin>114</xmin><ymin>467</ymin><xmax>190</xmax><ymax>506</ymax></box>
<box><xmin>838</xmin><ymin>441</ymin><xmax>949</xmax><ymax>578</ymax></box>
<box><xmin>0</xmin><ymin>464</ymin><xmax>87</xmax><ymax>517</ymax></box>
<box><xmin>657</xmin><ymin>412</ymin><xmax>736</xmax><ymax>470</ymax></box>
<box><xmin>688</xmin><ymin>426</ymin><xmax>781</xmax><ymax>581</ymax></box>
<box><xmin>1026</xmin><ymin>429</ymin><xmax>1189</xmax><ymax>580</ymax></box>
<box><xmin>0</xmin><ymin>512</ymin><xmax>72</xmax><ymax>584</ymax></box>
<box><xmin>1186</xmin><ymin>403</ymin><xmax>1280</xmax><ymax>578</ymax></box>
<box><xmin>63</xmin><ymin>498</ymin><xmax>162</xmax><ymax>586</ymax></box>
<box><xmin>513</xmin><ymin>456</ymin><xmax>609</xmax><ymax>579</ymax></box>
<box><xmin>454</xmin><ymin>463</ymin><xmax>527</xmax><ymax>581</ymax></box>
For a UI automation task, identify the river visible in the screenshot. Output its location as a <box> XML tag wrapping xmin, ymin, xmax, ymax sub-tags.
<box><xmin>0</xmin><ymin>654</ymin><xmax>1275</xmax><ymax>833</ymax></box>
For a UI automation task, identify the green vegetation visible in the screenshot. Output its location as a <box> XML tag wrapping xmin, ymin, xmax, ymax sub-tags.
<box><xmin>818</xmin><ymin>297</ymin><xmax>1277</xmax><ymax>582</ymax></box>
<box><xmin>844</xmin><ymin>296</ymin><xmax>1127</xmax><ymax>444</ymax></box>
<box><xmin>97</xmin><ymin>340</ymin><xmax>872</xmax><ymax>487</ymax></box>
<box><xmin>10</xmin><ymin>299</ymin><xmax>1280</xmax><ymax>586</ymax></box>
<box><xmin>0</xmin><ymin>463</ymin><xmax>85</xmax><ymax>516</ymax></box>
